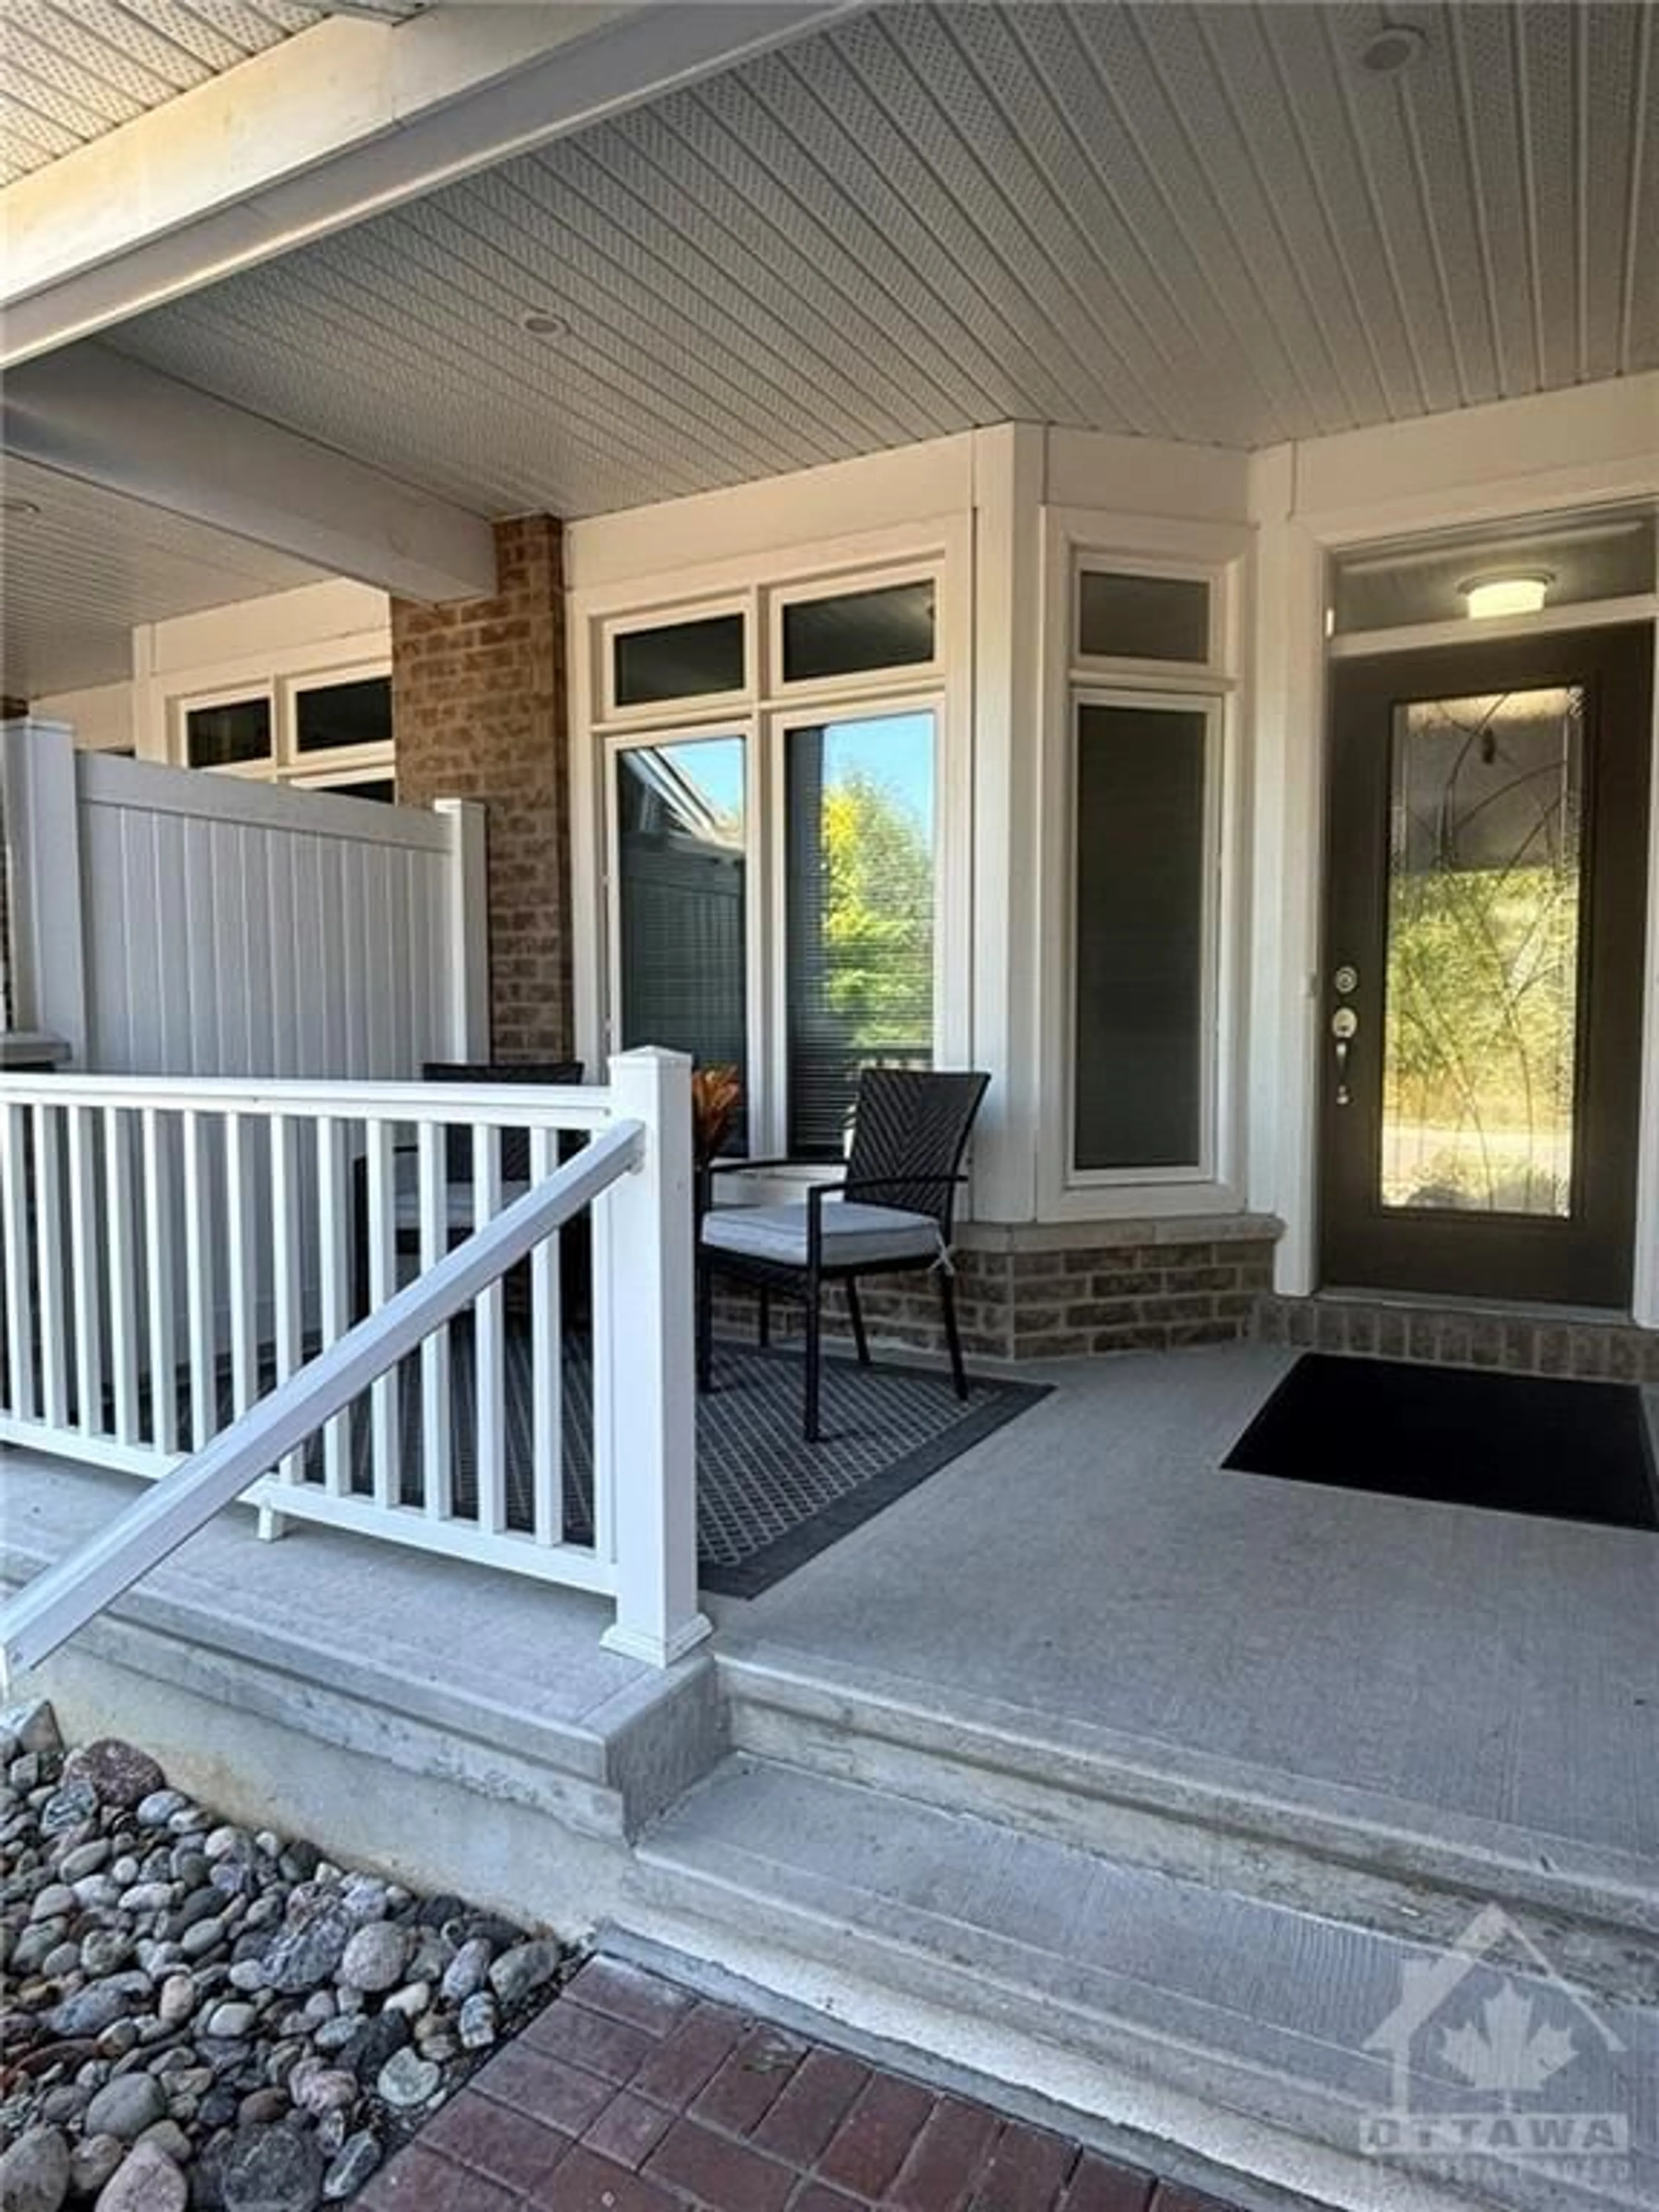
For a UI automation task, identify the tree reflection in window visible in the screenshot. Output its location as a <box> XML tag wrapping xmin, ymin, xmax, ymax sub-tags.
<box><xmin>1382</xmin><ymin>688</ymin><xmax>1583</xmax><ymax>1216</ymax></box>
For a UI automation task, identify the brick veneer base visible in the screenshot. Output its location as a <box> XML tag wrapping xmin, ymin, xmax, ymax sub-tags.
<box><xmin>713</xmin><ymin>1218</ymin><xmax>1281</xmax><ymax>1365</ymax></box>
<box><xmin>1256</xmin><ymin>1294</ymin><xmax>1659</xmax><ymax>1383</ymax></box>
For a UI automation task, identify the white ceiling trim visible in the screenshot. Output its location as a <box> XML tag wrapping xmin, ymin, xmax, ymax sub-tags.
<box><xmin>3</xmin><ymin>344</ymin><xmax>497</xmax><ymax>601</ymax></box>
<box><xmin>1</xmin><ymin>0</ymin><xmax>871</xmax><ymax>369</ymax></box>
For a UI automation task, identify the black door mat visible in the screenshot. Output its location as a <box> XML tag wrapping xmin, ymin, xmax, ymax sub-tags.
<box><xmin>1223</xmin><ymin>1353</ymin><xmax>1659</xmax><ymax>1533</ymax></box>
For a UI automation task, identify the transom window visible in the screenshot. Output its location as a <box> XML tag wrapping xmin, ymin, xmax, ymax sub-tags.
<box><xmin>1075</xmin><ymin>564</ymin><xmax>1215</xmax><ymax>671</ymax></box>
<box><xmin>174</xmin><ymin>671</ymin><xmax>394</xmax><ymax>795</ymax></box>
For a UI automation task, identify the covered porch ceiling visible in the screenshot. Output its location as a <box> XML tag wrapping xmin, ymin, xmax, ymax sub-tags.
<box><xmin>3</xmin><ymin>1</ymin><xmax>1656</xmax><ymax>694</ymax></box>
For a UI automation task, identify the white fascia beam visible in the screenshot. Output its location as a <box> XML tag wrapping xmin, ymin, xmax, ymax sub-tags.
<box><xmin>1</xmin><ymin>2</ymin><xmax>864</xmax><ymax>369</ymax></box>
<box><xmin>3</xmin><ymin>344</ymin><xmax>497</xmax><ymax>603</ymax></box>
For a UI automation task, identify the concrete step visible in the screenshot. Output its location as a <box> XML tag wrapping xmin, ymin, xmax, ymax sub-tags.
<box><xmin>717</xmin><ymin>1642</ymin><xmax>1659</xmax><ymax>1966</ymax></box>
<box><xmin>629</xmin><ymin>1756</ymin><xmax>1656</xmax><ymax>2212</ymax></box>
<box><xmin>1</xmin><ymin>1447</ymin><xmax>720</xmax><ymax>1926</ymax></box>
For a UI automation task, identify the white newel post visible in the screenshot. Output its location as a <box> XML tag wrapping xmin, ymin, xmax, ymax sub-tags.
<box><xmin>597</xmin><ymin>1047</ymin><xmax>710</xmax><ymax>1667</ymax></box>
<box><xmin>435</xmin><ymin>798</ymin><xmax>489</xmax><ymax>1060</ymax></box>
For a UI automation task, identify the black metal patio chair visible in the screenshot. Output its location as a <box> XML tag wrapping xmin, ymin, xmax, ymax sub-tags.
<box><xmin>352</xmin><ymin>1060</ymin><xmax>585</xmax><ymax>1319</ymax></box>
<box><xmin>696</xmin><ymin>1067</ymin><xmax>991</xmax><ymax>1442</ymax></box>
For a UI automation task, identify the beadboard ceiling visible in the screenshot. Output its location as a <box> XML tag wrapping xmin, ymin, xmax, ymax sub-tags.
<box><xmin>97</xmin><ymin>0</ymin><xmax>1658</xmax><ymax>520</ymax></box>
<box><xmin>1</xmin><ymin>0</ymin><xmax>327</xmax><ymax>185</ymax></box>
<box><xmin>1</xmin><ymin>458</ymin><xmax>331</xmax><ymax>694</ymax></box>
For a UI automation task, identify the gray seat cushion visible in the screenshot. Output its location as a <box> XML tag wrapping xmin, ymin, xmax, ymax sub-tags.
<box><xmin>702</xmin><ymin>1200</ymin><xmax>942</xmax><ymax>1270</ymax></box>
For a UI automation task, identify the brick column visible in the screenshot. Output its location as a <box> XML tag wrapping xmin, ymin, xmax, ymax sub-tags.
<box><xmin>391</xmin><ymin>516</ymin><xmax>572</xmax><ymax>1060</ymax></box>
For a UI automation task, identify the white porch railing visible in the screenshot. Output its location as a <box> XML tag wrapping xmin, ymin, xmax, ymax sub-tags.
<box><xmin>0</xmin><ymin>1049</ymin><xmax>707</xmax><ymax>1673</ymax></box>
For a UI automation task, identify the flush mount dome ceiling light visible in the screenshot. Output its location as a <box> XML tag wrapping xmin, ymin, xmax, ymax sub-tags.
<box><xmin>520</xmin><ymin>310</ymin><xmax>569</xmax><ymax>338</ymax></box>
<box><xmin>1360</xmin><ymin>23</ymin><xmax>1428</xmax><ymax>74</ymax></box>
<box><xmin>1459</xmin><ymin>571</ymin><xmax>1554</xmax><ymax>620</ymax></box>
<box><xmin>1</xmin><ymin>498</ymin><xmax>42</xmax><ymax>518</ymax></box>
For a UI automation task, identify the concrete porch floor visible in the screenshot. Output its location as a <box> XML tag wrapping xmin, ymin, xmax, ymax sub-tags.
<box><xmin>6</xmin><ymin>1342</ymin><xmax>1657</xmax><ymax>2210</ymax></box>
<box><xmin>5</xmin><ymin>1341</ymin><xmax>1656</xmax><ymax>1893</ymax></box>
<box><xmin>710</xmin><ymin>1342</ymin><xmax>1659</xmax><ymax>1889</ymax></box>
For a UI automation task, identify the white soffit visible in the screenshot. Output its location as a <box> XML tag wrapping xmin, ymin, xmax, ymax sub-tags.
<box><xmin>1</xmin><ymin>456</ymin><xmax>330</xmax><ymax>695</ymax></box>
<box><xmin>1</xmin><ymin>0</ymin><xmax>326</xmax><ymax>184</ymax></box>
<box><xmin>99</xmin><ymin>0</ymin><xmax>1659</xmax><ymax>518</ymax></box>
<box><xmin>3</xmin><ymin>5</ymin><xmax>866</xmax><ymax>365</ymax></box>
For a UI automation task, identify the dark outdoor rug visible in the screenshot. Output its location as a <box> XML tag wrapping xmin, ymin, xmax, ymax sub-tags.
<box><xmin>1223</xmin><ymin>1353</ymin><xmax>1659</xmax><ymax>1533</ymax></box>
<box><xmin>176</xmin><ymin>1324</ymin><xmax>1048</xmax><ymax>1597</ymax></box>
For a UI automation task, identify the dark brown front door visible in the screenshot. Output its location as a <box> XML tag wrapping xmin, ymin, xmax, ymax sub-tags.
<box><xmin>1321</xmin><ymin>623</ymin><xmax>1653</xmax><ymax>1308</ymax></box>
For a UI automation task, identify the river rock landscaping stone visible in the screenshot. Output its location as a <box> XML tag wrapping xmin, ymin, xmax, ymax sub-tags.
<box><xmin>487</xmin><ymin>1935</ymin><xmax>563</xmax><ymax>2006</ymax></box>
<box><xmin>70</xmin><ymin>2133</ymin><xmax>127</xmax><ymax>2197</ymax></box>
<box><xmin>373</xmin><ymin>2050</ymin><xmax>442</xmax><ymax>2113</ymax></box>
<box><xmin>320</xmin><ymin>2131</ymin><xmax>380</xmax><ymax>2202</ymax></box>
<box><xmin>0</xmin><ymin>1711</ymin><xmax>571</xmax><ymax>2205</ymax></box>
<box><xmin>335</xmin><ymin>1923</ymin><xmax>405</xmax><ymax>1996</ymax></box>
<box><xmin>95</xmin><ymin>2139</ymin><xmax>188</xmax><ymax>2212</ymax></box>
<box><xmin>0</xmin><ymin>2125</ymin><xmax>70</xmax><ymax>2212</ymax></box>
<box><xmin>83</xmin><ymin>2074</ymin><xmax>167</xmax><ymax>2142</ymax></box>
<box><xmin>61</xmin><ymin>1741</ymin><xmax>167</xmax><ymax>1812</ymax></box>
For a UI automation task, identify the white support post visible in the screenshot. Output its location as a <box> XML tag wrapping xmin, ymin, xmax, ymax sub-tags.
<box><xmin>435</xmin><ymin>799</ymin><xmax>489</xmax><ymax>1061</ymax></box>
<box><xmin>597</xmin><ymin>1047</ymin><xmax>709</xmax><ymax>1668</ymax></box>
<box><xmin>0</xmin><ymin>722</ymin><xmax>87</xmax><ymax>1062</ymax></box>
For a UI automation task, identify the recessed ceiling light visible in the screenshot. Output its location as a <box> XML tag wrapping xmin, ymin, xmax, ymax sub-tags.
<box><xmin>1360</xmin><ymin>24</ymin><xmax>1427</xmax><ymax>74</ymax></box>
<box><xmin>520</xmin><ymin>311</ymin><xmax>569</xmax><ymax>339</ymax></box>
<box><xmin>1459</xmin><ymin>571</ymin><xmax>1553</xmax><ymax>620</ymax></box>
<box><xmin>1</xmin><ymin>498</ymin><xmax>42</xmax><ymax>518</ymax></box>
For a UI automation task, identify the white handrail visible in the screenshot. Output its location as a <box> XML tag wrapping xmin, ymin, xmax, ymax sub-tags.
<box><xmin>0</xmin><ymin>1073</ymin><xmax>616</xmax><ymax>1129</ymax></box>
<box><xmin>0</xmin><ymin>1119</ymin><xmax>644</xmax><ymax>1692</ymax></box>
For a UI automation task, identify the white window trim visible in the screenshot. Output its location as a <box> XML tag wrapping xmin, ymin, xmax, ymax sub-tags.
<box><xmin>172</xmin><ymin>686</ymin><xmax>276</xmax><ymax>775</ymax></box>
<box><xmin>1036</xmin><ymin>510</ymin><xmax>1249</xmax><ymax>1221</ymax></box>
<box><xmin>1072</xmin><ymin>550</ymin><xmax>1226</xmax><ymax>683</ymax></box>
<box><xmin>766</xmin><ymin>558</ymin><xmax>946</xmax><ymax>703</ymax></box>
<box><xmin>166</xmin><ymin>652</ymin><xmax>393</xmax><ymax>789</ymax></box>
<box><xmin>573</xmin><ymin>518</ymin><xmax>973</xmax><ymax>1167</ymax></box>
<box><xmin>599</xmin><ymin>592</ymin><xmax>756</xmax><ymax>726</ymax></box>
<box><xmin>281</xmin><ymin>661</ymin><xmax>396</xmax><ymax>781</ymax></box>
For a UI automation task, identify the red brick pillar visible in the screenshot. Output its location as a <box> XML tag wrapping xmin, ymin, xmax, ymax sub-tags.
<box><xmin>391</xmin><ymin>516</ymin><xmax>573</xmax><ymax>1061</ymax></box>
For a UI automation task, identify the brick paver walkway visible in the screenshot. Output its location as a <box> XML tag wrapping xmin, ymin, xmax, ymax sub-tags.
<box><xmin>358</xmin><ymin>1958</ymin><xmax>1243</xmax><ymax>2212</ymax></box>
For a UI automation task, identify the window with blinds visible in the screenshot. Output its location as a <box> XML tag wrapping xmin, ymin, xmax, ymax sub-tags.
<box><xmin>616</xmin><ymin>737</ymin><xmax>749</xmax><ymax>1146</ymax></box>
<box><xmin>784</xmin><ymin>711</ymin><xmax>936</xmax><ymax>1159</ymax></box>
<box><xmin>1072</xmin><ymin>700</ymin><xmax>1211</xmax><ymax>1171</ymax></box>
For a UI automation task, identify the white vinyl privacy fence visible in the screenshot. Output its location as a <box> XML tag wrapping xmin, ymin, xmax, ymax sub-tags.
<box><xmin>0</xmin><ymin>721</ymin><xmax>485</xmax><ymax>1076</ymax></box>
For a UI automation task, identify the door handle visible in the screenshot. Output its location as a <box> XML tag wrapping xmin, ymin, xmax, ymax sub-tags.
<box><xmin>1331</xmin><ymin>1006</ymin><xmax>1358</xmax><ymax>1106</ymax></box>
